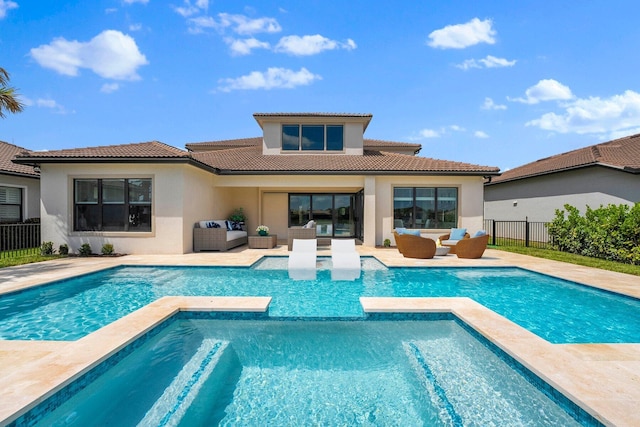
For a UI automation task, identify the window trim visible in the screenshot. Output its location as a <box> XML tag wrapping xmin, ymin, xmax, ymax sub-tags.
<box><xmin>281</xmin><ymin>124</ymin><xmax>344</xmax><ymax>152</ymax></box>
<box><xmin>0</xmin><ymin>185</ymin><xmax>24</xmax><ymax>223</ymax></box>
<box><xmin>71</xmin><ymin>176</ymin><xmax>154</xmax><ymax>235</ymax></box>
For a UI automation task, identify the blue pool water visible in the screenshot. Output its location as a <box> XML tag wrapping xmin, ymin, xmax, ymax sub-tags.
<box><xmin>29</xmin><ymin>319</ymin><xmax>586</xmax><ymax>426</ymax></box>
<box><xmin>0</xmin><ymin>257</ymin><xmax>639</xmax><ymax>343</ymax></box>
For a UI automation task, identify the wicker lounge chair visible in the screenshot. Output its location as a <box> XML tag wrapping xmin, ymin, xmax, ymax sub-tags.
<box><xmin>455</xmin><ymin>234</ymin><xmax>490</xmax><ymax>259</ymax></box>
<box><xmin>393</xmin><ymin>231</ymin><xmax>436</xmax><ymax>259</ymax></box>
<box><xmin>438</xmin><ymin>231</ymin><xmax>470</xmax><ymax>254</ymax></box>
<box><xmin>288</xmin><ymin>223</ymin><xmax>316</xmax><ymax>250</ymax></box>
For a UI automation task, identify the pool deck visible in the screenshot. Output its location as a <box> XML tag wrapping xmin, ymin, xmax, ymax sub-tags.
<box><xmin>0</xmin><ymin>246</ymin><xmax>639</xmax><ymax>426</ymax></box>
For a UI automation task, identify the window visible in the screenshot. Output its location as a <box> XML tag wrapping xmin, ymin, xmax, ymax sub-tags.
<box><xmin>281</xmin><ymin>125</ymin><xmax>343</xmax><ymax>151</ymax></box>
<box><xmin>289</xmin><ymin>193</ymin><xmax>356</xmax><ymax>237</ymax></box>
<box><xmin>0</xmin><ymin>186</ymin><xmax>22</xmax><ymax>223</ymax></box>
<box><xmin>74</xmin><ymin>178</ymin><xmax>152</xmax><ymax>232</ymax></box>
<box><xmin>393</xmin><ymin>187</ymin><xmax>458</xmax><ymax>229</ymax></box>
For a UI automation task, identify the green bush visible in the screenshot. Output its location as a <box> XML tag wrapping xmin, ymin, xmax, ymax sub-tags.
<box><xmin>548</xmin><ymin>203</ymin><xmax>640</xmax><ymax>265</ymax></box>
<box><xmin>78</xmin><ymin>243</ymin><xmax>92</xmax><ymax>256</ymax></box>
<box><xmin>101</xmin><ymin>243</ymin><xmax>114</xmax><ymax>255</ymax></box>
<box><xmin>40</xmin><ymin>241</ymin><xmax>55</xmax><ymax>256</ymax></box>
<box><xmin>59</xmin><ymin>244</ymin><xmax>69</xmax><ymax>255</ymax></box>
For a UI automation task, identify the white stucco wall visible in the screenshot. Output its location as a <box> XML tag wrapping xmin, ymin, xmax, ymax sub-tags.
<box><xmin>39</xmin><ymin>163</ymin><xmax>214</xmax><ymax>254</ymax></box>
<box><xmin>0</xmin><ymin>174</ymin><xmax>40</xmax><ymax>220</ymax></box>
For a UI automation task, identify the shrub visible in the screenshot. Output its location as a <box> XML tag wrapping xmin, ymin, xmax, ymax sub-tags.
<box><xmin>78</xmin><ymin>243</ymin><xmax>92</xmax><ymax>256</ymax></box>
<box><xmin>59</xmin><ymin>244</ymin><xmax>69</xmax><ymax>255</ymax></box>
<box><xmin>101</xmin><ymin>243</ymin><xmax>115</xmax><ymax>255</ymax></box>
<box><xmin>40</xmin><ymin>241</ymin><xmax>55</xmax><ymax>255</ymax></box>
<box><xmin>383</xmin><ymin>238</ymin><xmax>391</xmax><ymax>247</ymax></box>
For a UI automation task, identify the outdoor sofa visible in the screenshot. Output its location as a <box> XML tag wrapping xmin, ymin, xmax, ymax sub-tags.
<box><xmin>193</xmin><ymin>220</ymin><xmax>248</xmax><ymax>251</ymax></box>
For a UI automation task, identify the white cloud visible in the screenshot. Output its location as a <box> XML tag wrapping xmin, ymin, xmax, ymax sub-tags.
<box><xmin>100</xmin><ymin>83</ymin><xmax>120</xmax><ymax>93</ymax></box>
<box><xmin>482</xmin><ymin>97</ymin><xmax>507</xmax><ymax>110</ymax></box>
<box><xmin>456</xmin><ymin>55</ymin><xmax>516</xmax><ymax>70</ymax></box>
<box><xmin>449</xmin><ymin>125</ymin><xmax>465</xmax><ymax>132</ymax></box>
<box><xmin>427</xmin><ymin>18</ymin><xmax>496</xmax><ymax>49</ymax></box>
<box><xmin>510</xmin><ymin>79</ymin><xmax>573</xmax><ymax>104</ymax></box>
<box><xmin>217</xmin><ymin>67</ymin><xmax>321</xmax><ymax>92</ymax></box>
<box><xmin>418</xmin><ymin>129</ymin><xmax>441</xmax><ymax>139</ymax></box>
<box><xmin>31</xmin><ymin>98</ymin><xmax>69</xmax><ymax>114</ymax></box>
<box><xmin>123</xmin><ymin>0</ymin><xmax>148</xmax><ymax>4</ymax></box>
<box><xmin>189</xmin><ymin>13</ymin><xmax>281</xmax><ymax>35</ymax></box>
<box><xmin>474</xmin><ymin>130</ymin><xmax>489</xmax><ymax>138</ymax></box>
<box><xmin>526</xmin><ymin>90</ymin><xmax>640</xmax><ymax>137</ymax></box>
<box><xmin>30</xmin><ymin>30</ymin><xmax>149</xmax><ymax>80</ymax></box>
<box><xmin>275</xmin><ymin>35</ymin><xmax>356</xmax><ymax>56</ymax></box>
<box><xmin>0</xmin><ymin>0</ymin><xmax>18</xmax><ymax>19</ymax></box>
<box><xmin>225</xmin><ymin>37</ymin><xmax>270</xmax><ymax>56</ymax></box>
<box><xmin>129</xmin><ymin>23</ymin><xmax>142</xmax><ymax>31</ymax></box>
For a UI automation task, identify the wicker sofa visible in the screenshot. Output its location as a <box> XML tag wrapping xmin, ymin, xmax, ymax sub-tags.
<box><xmin>287</xmin><ymin>226</ymin><xmax>316</xmax><ymax>250</ymax></box>
<box><xmin>193</xmin><ymin>220</ymin><xmax>248</xmax><ymax>252</ymax></box>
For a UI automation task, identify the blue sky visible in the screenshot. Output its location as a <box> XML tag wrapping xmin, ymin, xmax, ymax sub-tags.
<box><xmin>1</xmin><ymin>0</ymin><xmax>639</xmax><ymax>171</ymax></box>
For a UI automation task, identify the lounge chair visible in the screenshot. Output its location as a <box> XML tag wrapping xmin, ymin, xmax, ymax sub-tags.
<box><xmin>288</xmin><ymin>238</ymin><xmax>317</xmax><ymax>280</ymax></box>
<box><xmin>455</xmin><ymin>234</ymin><xmax>490</xmax><ymax>259</ymax></box>
<box><xmin>438</xmin><ymin>228</ymin><xmax>470</xmax><ymax>254</ymax></box>
<box><xmin>331</xmin><ymin>239</ymin><xmax>361</xmax><ymax>280</ymax></box>
<box><xmin>393</xmin><ymin>231</ymin><xmax>436</xmax><ymax>259</ymax></box>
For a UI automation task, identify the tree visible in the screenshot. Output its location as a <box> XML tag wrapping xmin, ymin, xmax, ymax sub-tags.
<box><xmin>0</xmin><ymin>67</ymin><xmax>24</xmax><ymax>118</ymax></box>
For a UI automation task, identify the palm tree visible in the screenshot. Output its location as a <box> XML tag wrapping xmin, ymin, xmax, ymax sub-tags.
<box><xmin>0</xmin><ymin>67</ymin><xmax>24</xmax><ymax>118</ymax></box>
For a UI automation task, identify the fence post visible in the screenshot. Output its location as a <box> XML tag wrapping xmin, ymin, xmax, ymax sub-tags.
<box><xmin>491</xmin><ymin>220</ymin><xmax>496</xmax><ymax>246</ymax></box>
<box><xmin>525</xmin><ymin>216</ymin><xmax>530</xmax><ymax>247</ymax></box>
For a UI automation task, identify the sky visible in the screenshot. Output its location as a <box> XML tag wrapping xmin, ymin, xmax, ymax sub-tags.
<box><xmin>1</xmin><ymin>0</ymin><xmax>640</xmax><ymax>171</ymax></box>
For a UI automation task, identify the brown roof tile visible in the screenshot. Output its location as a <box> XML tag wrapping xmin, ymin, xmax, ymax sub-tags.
<box><xmin>488</xmin><ymin>133</ymin><xmax>640</xmax><ymax>184</ymax></box>
<box><xmin>192</xmin><ymin>145</ymin><xmax>499</xmax><ymax>175</ymax></box>
<box><xmin>185</xmin><ymin>137</ymin><xmax>422</xmax><ymax>152</ymax></box>
<box><xmin>13</xmin><ymin>141</ymin><xmax>190</xmax><ymax>160</ymax></box>
<box><xmin>0</xmin><ymin>141</ymin><xmax>39</xmax><ymax>177</ymax></box>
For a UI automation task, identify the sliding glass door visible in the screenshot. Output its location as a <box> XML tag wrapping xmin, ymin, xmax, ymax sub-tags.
<box><xmin>288</xmin><ymin>193</ymin><xmax>360</xmax><ymax>238</ymax></box>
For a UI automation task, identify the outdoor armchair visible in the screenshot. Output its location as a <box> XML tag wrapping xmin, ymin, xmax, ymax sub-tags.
<box><xmin>455</xmin><ymin>234</ymin><xmax>490</xmax><ymax>259</ymax></box>
<box><xmin>438</xmin><ymin>230</ymin><xmax>470</xmax><ymax>254</ymax></box>
<box><xmin>393</xmin><ymin>231</ymin><xmax>436</xmax><ymax>259</ymax></box>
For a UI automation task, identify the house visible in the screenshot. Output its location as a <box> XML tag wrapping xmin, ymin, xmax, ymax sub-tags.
<box><xmin>0</xmin><ymin>141</ymin><xmax>40</xmax><ymax>223</ymax></box>
<box><xmin>12</xmin><ymin>113</ymin><xmax>500</xmax><ymax>254</ymax></box>
<box><xmin>484</xmin><ymin>133</ymin><xmax>640</xmax><ymax>222</ymax></box>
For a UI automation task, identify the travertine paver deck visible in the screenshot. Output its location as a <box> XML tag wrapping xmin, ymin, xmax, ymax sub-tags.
<box><xmin>0</xmin><ymin>246</ymin><xmax>638</xmax><ymax>426</ymax></box>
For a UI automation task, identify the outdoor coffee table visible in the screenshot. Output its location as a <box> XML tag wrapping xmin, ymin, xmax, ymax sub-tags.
<box><xmin>248</xmin><ymin>234</ymin><xmax>278</xmax><ymax>249</ymax></box>
<box><xmin>435</xmin><ymin>246</ymin><xmax>450</xmax><ymax>256</ymax></box>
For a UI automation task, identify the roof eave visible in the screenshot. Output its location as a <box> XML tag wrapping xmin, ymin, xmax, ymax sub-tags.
<box><xmin>0</xmin><ymin>170</ymin><xmax>40</xmax><ymax>179</ymax></box>
<box><xmin>12</xmin><ymin>157</ymin><xmax>221</xmax><ymax>174</ymax></box>
<box><xmin>215</xmin><ymin>169</ymin><xmax>500</xmax><ymax>176</ymax></box>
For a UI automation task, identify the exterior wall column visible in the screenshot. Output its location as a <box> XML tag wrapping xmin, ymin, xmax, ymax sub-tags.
<box><xmin>363</xmin><ymin>175</ymin><xmax>376</xmax><ymax>247</ymax></box>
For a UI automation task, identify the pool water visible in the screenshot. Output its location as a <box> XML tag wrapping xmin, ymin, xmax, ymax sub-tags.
<box><xmin>31</xmin><ymin>319</ymin><xmax>583</xmax><ymax>426</ymax></box>
<box><xmin>0</xmin><ymin>259</ymin><xmax>639</xmax><ymax>343</ymax></box>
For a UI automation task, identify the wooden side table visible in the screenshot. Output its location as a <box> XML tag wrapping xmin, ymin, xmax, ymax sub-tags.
<box><xmin>248</xmin><ymin>234</ymin><xmax>278</xmax><ymax>249</ymax></box>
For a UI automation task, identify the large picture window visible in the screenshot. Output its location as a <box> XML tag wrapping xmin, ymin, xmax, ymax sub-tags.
<box><xmin>0</xmin><ymin>186</ymin><xmax>22</xmax><ymax>223</ymax></box>
<box><xmin>393</xmin><ymin>187</ymin><xmax>458</xmax><ymax>229</ymax></box>
<box><xmin>289</xmin><ymin>193</ymin><xmax>356</xmax><ymax>237</ymax></box>
<box><xmin>74</xmin><ymin>178</ymin><xmax>152</xmax><ymax>232</ymax></box>
<box><xmin>282</xmin><ymin>125</ymin><xmax>343</xmax><ymax>151</ymax></box>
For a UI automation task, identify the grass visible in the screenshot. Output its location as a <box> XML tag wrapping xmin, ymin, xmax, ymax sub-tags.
<box><xmin>492</xmin><ymin>245</ymin><xmax>640</xmax><ymax>277</ymax></box>
<box><xmin>0</xmin><ymin>253</ymin><xmax>64</xmax><ymax>268</ymax></box>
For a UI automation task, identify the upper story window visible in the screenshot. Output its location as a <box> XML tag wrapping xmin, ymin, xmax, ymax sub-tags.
<box><xmin>0</xmin><ymin>186</ymin><xmax>22</xmax><ymax>223</ymax></box>
<box><xmin>74</xmin><ymin>178</ymin><xmax>152</xmax><ymax>232</ymax></box>
<box><xmin>282</xmin><ymin>125</ymin><xmax>344</xmax><ymax>151</ymax></box>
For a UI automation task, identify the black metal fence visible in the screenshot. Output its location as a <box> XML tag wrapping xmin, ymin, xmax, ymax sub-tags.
<box><xmin>0</xmin><ymin>223</ymin><xmax>41</xmax><ymax>258</ymax></box>
<box><xmin>484</xmin><ymin>218</ymin><xmax>551</xmax><ymax>248</ymax></box>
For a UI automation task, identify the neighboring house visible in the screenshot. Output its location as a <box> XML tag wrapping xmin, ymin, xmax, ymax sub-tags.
<box><xmin>13</xmin><ymin>113</ymin><xmax>499</xmax><ymax>254</ymax></box>
<box><xmin>0</xmin><ymin>140</ymin><xmax>40</xmax><ymax>223</ymax></box>
<box><xmin>485</xmin><ymin>133</ymin><xmax>640</xmax><ymax>222</ymax></box>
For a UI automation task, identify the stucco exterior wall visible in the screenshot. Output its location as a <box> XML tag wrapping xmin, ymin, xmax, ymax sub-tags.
<box><xmin>40</xmin><ymin>163</ymin><xmax>214</xmax><ymax>255</ymax></box>
<box><xmin>0</xmin><ymin>174</ymin><xmax>40</xmax><ymax>221</ymax></box>
<box><xmin>484</xmin><ymin>166</ymin><xmax>640</xmax><ymax>222</ymax></box>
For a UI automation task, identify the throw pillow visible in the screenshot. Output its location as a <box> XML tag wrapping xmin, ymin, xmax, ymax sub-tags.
<box><xmin>395</xmin><ymin>227</ymin><xmax>406</xmax><ymax>235</ymax></box>
<box><xmin>473</xmin><ymin>230</ymin><xmax>487</xmax><ymax>237</ymax></box>
<box><xmin>230</xmin><ymin>221</ymin><xmax>243</xmax><ymax>231</ymax></box>
<box><xmin>405</xmin><ymin>229</ymin><xmax>421</xmax><ymax>236</ymax></box>
<box><xmin>450</xmin><ymin>228</ymin><xmax>467</xmax><ymax>240</ymax></box>
<box><xmin>211</xmin><ymin>222</ymin><xmax>221</xmax><ymax>229</ymax></box>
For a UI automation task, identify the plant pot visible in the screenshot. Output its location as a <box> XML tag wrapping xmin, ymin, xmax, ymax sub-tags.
<box><xmin>258</xmin><ymin>230</ymin><xmax>268</xmax><ymax>236</ymax></box>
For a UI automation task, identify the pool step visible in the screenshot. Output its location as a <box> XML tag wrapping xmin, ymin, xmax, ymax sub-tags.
<box><xmin>404</xmin><ymin>339</ymin><xmax>577</xmax><ymax>426</ymax></box>
<box><xmin>137</xmin><ymin>338</ymin><xmax>228</xmax><ymax>427</ymax></box>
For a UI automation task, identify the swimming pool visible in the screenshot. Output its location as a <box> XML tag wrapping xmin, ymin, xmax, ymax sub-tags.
<box><xmin>0</xmin><ymin>258</ymin><xmax>638</xmax><ymax>343</ymax></box>
<box><xmin>24</xmin><ymin>318</ymin><xmax>591</xmax><ymax>426</ymax></box>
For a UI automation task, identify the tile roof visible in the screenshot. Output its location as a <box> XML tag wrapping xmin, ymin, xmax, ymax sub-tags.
<box><xmin>11</xmin><ymin>138</ymin><xmax>499</xmax><ymax>176</ymax></box>
<box><xmin>13</xmin><ymin>141</ymin><xmax>190</xmax><ymax>160</ymax></box>
<box><xmin>488</xmin><ymin>133</ymin><xmax>640</xmax><ymax>185</ymax></box>
<box><xmin>191</xmin><ymin>145</ymin><xmax>499</xmax><ymax>175</ymax></box>
<box><xmin>0</xmin><ymin>141</ymin><xmax>39</xmax><ymax>177</ymax></box>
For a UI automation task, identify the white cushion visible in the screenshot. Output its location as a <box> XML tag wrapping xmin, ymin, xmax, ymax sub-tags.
<box><xmin>227</xmin><ymin>230</ymin><xmax>247</xmax><ymax>241</ymax></box>
<box><xmin>441</xmin><ymin>239</ymin><xmax>459</xmax><ymax>245</ymax></box>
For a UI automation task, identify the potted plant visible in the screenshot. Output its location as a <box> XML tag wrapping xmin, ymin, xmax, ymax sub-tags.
<box><xmin>256</xmin><ymin>225</ymin><xmax>269</xmax><ymax>236</ymax></box>
<box><xmin>228</xmin><ymin>208</ymin><xmax>246</xmax><ymax>225</ymax></box>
